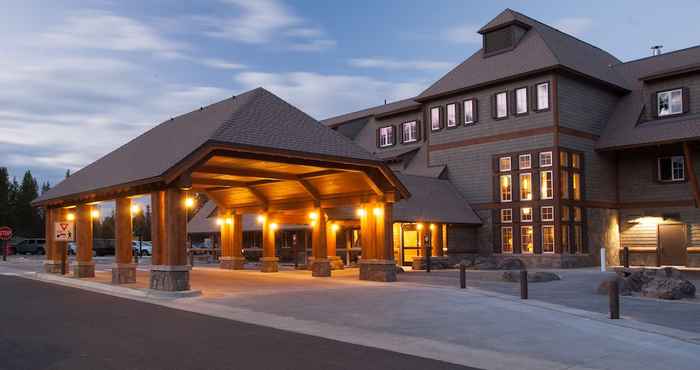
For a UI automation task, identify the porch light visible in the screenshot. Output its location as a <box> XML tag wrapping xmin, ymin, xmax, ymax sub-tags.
<box><xmin>184</xmin><ymin>197</ymin><xmax>195</xmax><ymax>208</ymax></box>
<box><xmin>225</xmin><ymin>218</ymin><xmax>233</xmax><ymax>225</ymax></box>
<box><xmin>372</xmin><ymin>207</ymin><xmax>382</xmax><ymax>216</ymax></box>
<box><xmin>331</xmin><ymin>223</ymin><xmax>339</xmax><ymax>232</ymax></box>
<box><xmin>430</xmin><ymin>223</ymin><xmax>436</xmax><ymax>230</ymax></box>
<box><xmin>66</xmin><ymin>213</ymin><xmax>76</xmax><ymax>221</ymax></box>
<box><xmin>309</xmin><ymin>212</ymin><xmax>318</xmax><ymax>220</ymax></box>
<box><xmin>257</xmin><ymin>214</ymin><xmax>266</xmax><ymax>224</ymax></box>
<box><xmin>310</xmin><ymin>220</ymin><xmax>317</xmax><ymax>228</ymax></box>
<box><xmin>130</xmin><ymin>205</ymin><xmax>141</xmax><ymax>215</ymax></box>
<box><xmin>416</xmin><ymin>223</ymin><xmax>424</xmax><ymax>230</ymax></box>
<box><xmin>270</xmin><ymin>223</ymin><xmax>278</xmax><ymax>230</ymax></box>
<box><xmin>90</xmin><ymin>209</ymin><xmax>100</xmax><ymax>219</ymax></box>
<box><xmin>356</xmin><ymin>208</ymin><xmax>366</xmax><ymax>217</ymax></box>
<box><xmin>216</xmin><ymin>218</ymin><xmax>224</xmax><ymax>226</ymax></box>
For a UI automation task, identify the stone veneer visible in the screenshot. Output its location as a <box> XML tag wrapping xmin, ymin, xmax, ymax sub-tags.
<box><xmin>111</xmin><ymin>263</ymin><xmax>136</xmax><ymax>284</ymax></box>
<box><xmin>359</xmin><ymin>259</ymin><xmax>397</xmax><ymax>282</ymax></box>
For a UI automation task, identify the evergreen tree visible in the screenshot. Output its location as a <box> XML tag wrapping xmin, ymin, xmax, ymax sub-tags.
<box><xmin>0</xmin><ymin>168</ymin><xmax>10</xmax><ymax>227</ymax></box>
<box><xmin>15</xmin><ymin>171</ymin><xmax>41</xmax><ymax>237</ymax></box>
<box><xmin>41</xmin><ymin>181</ymin><xmax>50</xmax><ymax>194</ymax></box>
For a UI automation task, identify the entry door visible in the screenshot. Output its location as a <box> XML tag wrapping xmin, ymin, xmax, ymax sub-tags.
<box><xmin>402</xmin><ymin>226</ymin><xmax>419</xmax><ymax>266</ymax></box>
<box><xmin>658</xmin><ymin>224</ymin><xmax>687</xmax><ymax>266</ymax></box>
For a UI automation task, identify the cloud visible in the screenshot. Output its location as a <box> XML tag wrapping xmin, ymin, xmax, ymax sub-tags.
<box><xmin>288</xmin><ymin>39</ymin><xmax>337</xmax><ymax>52</ymax></box>
<box><xmin>443</xmin><ymin>24</ymin><xmax>481</xmax><ymax>44</ymax></box>
<box><xmin>553</xmin><ymin>17</ymin><xmax>593</xmax><ymax>37</ymax></box>
<box><xmin>200</xmin><ymin>58</ymin><xmax>246</xmax><ymax>70</ymax></box>
<box><xmin>349</xmin><ymin>58</ymin><xmax>452</xmax><ymax>71</ymax></box>
<box><xmin>234</xmin><ymin>71</ymin><xmax>425</xmax><ymax>119</ymax></box>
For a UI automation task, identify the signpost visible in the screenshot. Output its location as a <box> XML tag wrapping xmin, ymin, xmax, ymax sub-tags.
<box><xmin>54</xmin><ymin>222</ymin><xmax>74</xmax><ymax>274</ymax></box>
<box><xmin>0</xmin><ymin>226</ymin><xmax>12</xmax><ymax>262</ymax></box>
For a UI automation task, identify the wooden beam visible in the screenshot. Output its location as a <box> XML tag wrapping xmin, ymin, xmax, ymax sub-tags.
<box><xmin>297</xmin><ymin>179</ymin><xmax>321</xmax><ymax>205</ymax></box>
<box><xmin>683</xmin><ymin>142</ymin><xmax>700</xmax><ymax>208</ymax></box>
<box><xmin>245</xmin><ymin>185</ymin><xmax>269</xmax><ymax>209</ymax></box>
<box><xmin>361</xmin><ymin>173</ymin><xmax>383</xmax><ymax>196</ymax></box>
<box><xmin>196</xmin><ymin>165</ymin><xmax>299</xmax><ymax>180</ymax></box>
<box><xmin>191</xmin><ymin>178</ymin><xmax>249</xmax><ymax>188</ymax></box>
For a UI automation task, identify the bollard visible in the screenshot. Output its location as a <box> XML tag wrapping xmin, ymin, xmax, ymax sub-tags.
<box><xmin>189</xmin><ymin>250</ymin><xmax>194</xmax><ymax>267</ymax></box>
<box><xmin>61</xmin><ymin>244</ymin><xmax>67</xmax><ymax>275</ymax></box>
<box><xmin>520</xmin><ymin>270</ymin><xmax>528</xmax><ymax>299</ymax></box>
<box><xmin>459</xmin><ymin>264</ymin><xmax>466</xmax><ymax>289</ymax></box>
<box><xmin>609</xmin><ymin>278</ymin><xmax>620</xmax><ymax>319</ymax></box>
<box><xmin>623</xmin><ymin>246</ymin><xmax>630</xmax><ymax>268</ymax></box>
<box><xmin>2</xmin><ymin>240</ymin><xmax>7</xmax><ymax>262</ymax></box>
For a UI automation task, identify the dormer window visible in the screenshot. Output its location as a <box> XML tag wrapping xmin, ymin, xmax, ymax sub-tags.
<box><xmin>430</xmin><ymin>106</ymin><xmax>443</xmax><ymax>131</ymax></box>
<box><xmin>657</xmin><ymin>89</ymin><xmax>683</xmax><ymax>117</ymax></box>
<box><xmin>401</xmin><ymin>121</ymin><xmax>419</xmax><ymax>143</ymax></box>
<box><xmin>481</xmin><ymin>22</ymin><xmax>529</xmax><ymax>56</ymax></box>
<box><xmin>378</xmin><ymin>126</ymin><xmax>395</xmax><ymax>148</ymax></box>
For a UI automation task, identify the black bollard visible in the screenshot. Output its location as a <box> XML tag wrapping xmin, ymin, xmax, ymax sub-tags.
<box><xmin>623</xmin><ymin>246</ymin><xmax>630</xmax><ymax>268</ymax></box>
<box><xmin>61</xmin><ymin>244</ymin><xmax>67</xmax><ymax>275</ymax></box>
<box><xmin>609</xmin><ymin>278</ymin><xmax>620</xmax><ymax>319</ymax></box>
<box><xmin>2</xmin><ymin>240</ymin><xmax>7</xmax><ymax>262</ymax></box>
<box><xmin>520</xmin><ymin>270</ymin><xmax>528</xmax><ymax>299</ymax></box>
<box><xmin>459</xmin><ymin>264</ymin><xmax>466</xmax><ymax>289</ymax></box>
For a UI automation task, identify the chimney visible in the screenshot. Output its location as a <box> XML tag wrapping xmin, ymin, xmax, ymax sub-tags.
<box><xmin>651</xmin><ymin>45</ymin><xmax>663</xmax><ymax>56</ymax></box>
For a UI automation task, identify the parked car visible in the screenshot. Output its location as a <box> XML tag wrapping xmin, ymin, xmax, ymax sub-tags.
<box><xmin>68</xmin><ymin>242</ymin><xmax>76</xmax><ymax>255</ymax></box>
<box><xmin>132</xmin><ymin>241</ymin><xmax>152</xmax><ymax>256</ymax></box>
<box><xmin>93</xmin><ymin>239</ymin><xmax>115</xmax><ymax>256</ymax></box>
<box><xmin>14</xmin><ymin>239</ymin><xmax>46</xmax><ymax>255</ymax></box>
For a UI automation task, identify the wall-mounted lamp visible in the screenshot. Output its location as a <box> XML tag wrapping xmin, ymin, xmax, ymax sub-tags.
<box><xmin>184</xmin><ymin>197</ymin><xmax>195</xmax><ymax>208</ymax></box>
<box><xmin>257</xmin><ymin>214</ymin><xmax>266</xmax><ymax>224</ymax></box>
<box><xmin>416</xmin><ymin>223</ymin><xmax>424</xmax><ymax>230</ymax></box>
<box><xmin>356</xmin><ymin>208</ymin><xmax>366</xmax><ymax>217</ymax></box>
<box><xmin>130</xmin><ymin>205</ymin><xmax>141</xmax><ymax>215</ymax></box>
<box><xmin>216</xmin><ymin>218</ymin><xmax>224</xmax><ymax>226</ymax></box>
<box><xmin>90</xmin><ymin>209</ymin><xmax>100</xmax><ymax>219</ymax></box>
<box><xmin>372</xmin><ymin>207</ymin><xmax>382</xmax><ymax>216</ymax></box>
<box><xmin>66</xmin><ymin>213</ymin><xmax>76</xmax><ymax>221</ymax></box>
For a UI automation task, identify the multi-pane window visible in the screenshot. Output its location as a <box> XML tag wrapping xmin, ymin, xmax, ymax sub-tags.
<box><xmin>571</xmin><ymin>153</ymin><xmax>581</xmax><ymax>169</ymax></box>
<box><xmin>464</xmin><ymin>99</ymin><xmax>476</xmax><ymax>124</ymax></box>
<box><xmin>657</xmin><ymin>89</ymin><xmax>683</xmax><ymax>117</ymax></box>
<box><xmin>520</xmin><ymin>207</ymin><xmax>533</xmax><ymax>222</ymax></box>
<box><xmin>519</xmin><ymin>173</ymin><xmax>532</xmax><ymax>200</ymax></box>
<box><xmin>495</xmin><ymin>92</ymin><xmax>508</xmax><ymax>118</ymax></box>
<box><xmin>401</xmin><ymin>121</ymin><xmax>418</xmax><ymax>143</ymax></box>
<box><xmin>541</xmin><ymin>206</ymin><xmax>554</xmax><ymax>221</ymax></box>
<box><xmin>560</xmin><ymin>152</ymin><xmax>568</xmax><ymax>167</ymax></box>
<box><xmin>519</xmin><ymin>154</ymin><xmax>531</xmax><ymax>170</ymax></box>
<box><xmin>536</xmin><ymin>82</ymin><xmax>550</xmax><ymax>110</ymax></box>
<box><xmin>561</xmin><ymin>170</ymin><xmax>570</xmax><ymax>199</ymax></box>
<box><xmin>500</xmin><ymin>175</ymin><xmax>512</xmax><ymax>202</ymax></box>
<box><xmin>539</xmin><ymin>151</ymin><xmax>553</xmax><ymax>167</ymax></box>
<box><xmin>501</xmin><ymin>209</ymin><xmax>513</xmax><ymax>223</ymax></box>
<box><xmin>573</xmin><ymin>207</ymin><xmax>582</xmax><ymax>222</ymax></box>
<box><xmin>521</xmin><ymin>226</ymin><xmax>534</xmax><ymax>253</ymax></box>
<box><xmin>499</xmin><ymin>157</ymin><xmax>511</xmax><ymax>172</ymax></box>
<box><xmin>430</xmin><ymin>107</ymin><xmax>441</xmax><ymax>131</ymax></box>
<box><xmin>658</xmin><ymin>156</ymin><xmax>685</xmax><ymax>182</ymax></box>
<box><xmin>572</xmin><ymin>172</ymin><xmax>581</xmax><ymax>200</ymax></box>
<box><xmin>515</xmin><ymin>87</ymin><xmax>528</xmax><ymax>114</ymax></box>
<box><xmin>379</xmin><ymin>126</ymin><xmax>394</xmax><ymax>147</ymax></box>
<box><xmin>542</xmin><ymin>225</ymin><xmax>555</xmax><ymax>253</ymax></box>
<box><xmin>540</xmin><ymin>171</ymin><xmax>553</xmax><ymax>199</ymax></box>
<box><xmin>561</xmin><ymin>206</ymin><xmax>570</xmax><ymax>221</ymax></box>
<box><xmin>502</xmin><ymin>227</ymin><xmax>513</xmax><ymax>253</ymax></box>
<box><xmin>562</xmin><ymin>226</ymin><xmax>570</xmax><ymax>253</ymax></box>
<box><xmin>574</xmin><ymin>225</ymin><xmax>583</xmax><ymax>253</ymax></box>
<box><xmin>446</xmin><ymin>103</ymin><xmax>457</xmax><ymax>127</ymax></box>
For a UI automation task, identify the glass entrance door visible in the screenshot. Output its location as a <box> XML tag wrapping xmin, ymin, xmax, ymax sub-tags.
<box><xmin>402</xmin><ymin>224</ymin><xmax>419</xmax><ymax>266</ymax></box>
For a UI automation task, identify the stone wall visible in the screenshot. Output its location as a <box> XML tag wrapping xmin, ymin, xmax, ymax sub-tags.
<box><xmin>588</xmin><ymin>208</ymin><xmax>620</xmax><ymax>267</ymax></box>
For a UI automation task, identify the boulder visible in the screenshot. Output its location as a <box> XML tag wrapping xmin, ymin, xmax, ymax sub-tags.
<box><xmin>459</xmin><ymin>256</ymin><xmax>499</xmax><ymax>270</ymax></box>
<box><xmin>640</xmin><ymin>278</ymin><xmax>694</xmax><ymax>300</ymax></box>
<box><xmin>497</xmin><ymin>258</ymin><xmax>525</xmax><ymax>270</ymax></box>
<box><xmin>502</xmin><ymin>271</ymin><xmax>561</xmax><ymax>283</ymax></box>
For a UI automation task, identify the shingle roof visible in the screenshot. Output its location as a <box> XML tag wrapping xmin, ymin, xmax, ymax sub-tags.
<box><xmin>320</xmin><ymin>98</ymin><xmax>421</xmax><ymax>127</ymax></box>
<box><xmin>188</xmin><ymin>201</ymin><xmax>307</xmax><ymax>234</ymax></box>
<box><xmin>392</xmin><ymin>174</ymin><xmax>481</xmax><ymax>224</ymax></box>
<box><xmin>417</xmin><ymin>9</ymin><xmax>628</xmax><ymax>101</ymax></box>
<box><xmin>35</xmin><ymin>88</ymin><xmax>377</xmax><ymax>204</ymax></box>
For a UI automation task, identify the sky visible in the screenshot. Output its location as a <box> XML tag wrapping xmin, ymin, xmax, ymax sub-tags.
<box><xmin>2</xmin><ymin>0</ymin><xmax>700</xmax><ymax>189</ymax></box>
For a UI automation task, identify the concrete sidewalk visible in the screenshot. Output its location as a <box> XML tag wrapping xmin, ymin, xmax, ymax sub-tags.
<box><xmin>3</xmin><ymin>263</ymin><xmax>700</xmax><ymax>370</ymax></box>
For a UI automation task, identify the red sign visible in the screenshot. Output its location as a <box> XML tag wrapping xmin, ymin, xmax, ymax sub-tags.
<box><xmin>0</xmin><ymin>226</ymin><xmax>12</xmax><ymax>241</ymax></box>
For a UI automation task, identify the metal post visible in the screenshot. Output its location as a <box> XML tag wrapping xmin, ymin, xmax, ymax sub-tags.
<box><xmin>2</xmin><ymin>240</ymin><xmax>6</xmax><ymax>262</ymax></box>
<box><xmin>520</xmin><ymin>270</ymin><xmax>528</xmax><ymax>299</ymax></box>
<box><xmin>135</xmin><ymin>234</ymin><xmax>141</xmax><ymax>264</ymax></box>
<box><xmin>60</xmin><ymin>243</ymin><xmax>66</xmax><ymax>275</ymax></box>
<box><xmin>609</xmin><ymin>278</ymin><xmax>620</xmax><ymax>319</ymax></box>
<box><xmin>459</xmin><ymin>263</ymin><xmax>466</xmax><ymax>289</ymax></box>
<box><xmin>623</xmin><ymin>246</ymin><xmax>630</xmax><ymax>268</ymax></box>
<box><xmin>424</xmin><ymin>235</ymin><xmax>431</xmax><ymax>273</ymax></box>
<box><xmin>600</xmin><ymin>247</ymin><xmax>606</xmax><ymax>272</ymax></box>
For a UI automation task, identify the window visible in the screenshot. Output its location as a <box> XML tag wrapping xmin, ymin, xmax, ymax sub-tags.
<box><xmin>495</xmin><ymin>92</ymin><xmax>508</xmax><ymax>118</ymax></box>
<box><xmin>401</xmin><ymin>121</ymin><xmax>418</xmax><ymax>143</ymax></box>
<box><xmin>536</xmin><ymin>82</ymin><xmax>549</xmax><ymax>110</ymax></box>
<box><xmin>515</xmin><ymin>87</ymin><xmax>528</xmax><ymax>114</ymax></box>
<box><xmin>379</xmin><ymin>126</ymin><xmax>394</xmax><ymax>147</ymax></box>
<box><xmin>502</xmin><ymin>227</ymin><xmax>513</xmax><ymax>253</ymax></box>
<box><xmin>561</xmin><ymin>206</ymin><xmax>570</xmax><ymax>221</ymax></box>
<box><xmin>658</xmin><ymin>156</ymin><xmax>685</xmax><ymax>182</ymax></box>
<box><xmin>539</xmin><ymin>151</ymin><xmax>553</xmax><ymax>167</ymax></box>
<box><xmin>521</xmin><ymin>226</ymin><xmax>533</xmax><ymax>253</ymax></box>
<box><xmin>572</xmin><ymin>173</ymin><xmax>581</xmax><ymax>200</ymax></box>
<box><xmin>519</xmin><ymin>154</ymin><xmax>531</xmax><ymax>170</ymax></box>
<box><xmin>574</xmin><ymin>225</ymin><xmax>583</xmax><ymax>253</ymax></box>
<box><xmin>519</xmin><ymin>173</ymin><xmax>532</xmax><ymax>200</ymax></box>
<box><xmin>540</xmin><ymin>171</ymin><xmax>553</xmax><ymax>199</ymax></box>
<box><xmin>520</xmin><ymin>207</ymin><xmax>533</xmax><ymax>222</ymax></box>
<box><xmin>657</xmin><ymin>89</ymin><xmax>683</xmax><ymax>117</ymax></box>
<box><xmin>430</xmin><ymin>107</ymin><xmax>442</xmax><ymax>131</ymax></box>
<box><xmin>562</xmin><ymin>226</ymin><xmax>570</xmax><ymax>253</ymax></box>
<box><xmin>571</xmin><ymin>153</ymin><xmax>581</xmax><ymax>169</ymax></box>
<box><xmin>561</xmin><ymin>170</ymin><xmax>569</xmax><ymax>199</ymax></box>
<box><xmin>542</xmin><ymin>225</ymin><xmax>555</xmax><ymax>253</ymax></box>
<box><xmin>463</xmin><ymin>99</ymin><xmax>476</xmax><ymax>124</ymax></box>
<box><xmin>560</xmin><ymin>152</ymin><xmax>568</xmax><ymax>167</ymax></box>
<box><xmin>500</xmin><ymin>175</ymin><xmax>512</xmax><ymax>202</ymax></box>
<box><xmin>446</xmin><ymin>103</ymin><xmax>457</xmax><ymax>127</ymax></box>
<box><xmin>573</xmin><ymin>207</ymin><xmax>582</xmax><ymax>222</ymax></box>
<box><xmin>499</xmin><ymin>157</ymin><xmax>511</xmax><ymax>172</ymax></box>
<box><xmin>501</xmin><ymin>209</ymin><xmax>513</xmax><ymax>223</ymax></box>
<box><xmin>541</xmin><ymin>206</ymin><xmax>554</xmax><ymax>221</ymax></box>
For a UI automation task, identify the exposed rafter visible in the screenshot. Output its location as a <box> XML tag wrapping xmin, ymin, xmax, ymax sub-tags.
<box><xmin>297</xmin><ymin>179</ymin><xmax>321</xmax><ymax>205</ymax></box>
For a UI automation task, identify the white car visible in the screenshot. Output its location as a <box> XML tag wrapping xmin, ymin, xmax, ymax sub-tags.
<box><xmin>132</xmin><ymin>241</ymin><xmax>152</xmax><ymax>256</ymax></box>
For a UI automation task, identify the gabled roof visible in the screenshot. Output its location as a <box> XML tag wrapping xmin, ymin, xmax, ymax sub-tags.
<box><xmin>188</xmin><ymin>201</ymin><xmax>307</xmax><ymax>234</ymax></box>
<box><xmin>393</xmin><ymin>174</ymin><xmax>481</xmax><ymax>224</ymax></box>
<box><xmin>417</xmin><ymin>9</ymin><xmax>628</xmax><ymax>101</ymax></box>
<box><xmin>321</xmin><ymin>98</ymin><xmax>421</xmax><ymax>127</ymax></box>
<box><xmin>35</xmin><ymin>87</ymin><xmax>378</xmax><ymax>205</ymax></box>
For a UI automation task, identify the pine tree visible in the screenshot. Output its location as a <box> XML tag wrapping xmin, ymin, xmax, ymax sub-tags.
<box><xmin>0</xmin><ymin>168</ymin><xmax>10</xmax><ymax>228</ymax></box>
<box><xmin>15</xmin><ymin>171</ymin><xmax>40</xmax><ymax>237</ymax></box>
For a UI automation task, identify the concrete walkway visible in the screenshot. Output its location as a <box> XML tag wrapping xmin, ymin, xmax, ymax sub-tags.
<box><xmin>2</xmin><ymin>262</ymin><xmax>700</xmax><ymax>370</ymax></box>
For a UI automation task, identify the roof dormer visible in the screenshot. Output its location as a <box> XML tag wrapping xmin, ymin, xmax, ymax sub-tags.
<box><xmin>478</xmin><ymin>9</ymin><xmax>532</xmax><ymax>56</ymax></box>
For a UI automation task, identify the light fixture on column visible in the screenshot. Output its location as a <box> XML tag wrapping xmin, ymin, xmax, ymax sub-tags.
<box><xmin>257</xmin><ymin>214</ymin><xmax>266</xmax><ymax>224</ymax></box>
<box><xmin>130</xmin><ymin>204</ymin><xmax>141</xmax><ymax>215</ymax></box>
<box><xmin>416</xmin><ymin>223</ymin><xmax>424</xmax><ymax>230</ymax></box>
<box><xmin>430</xmin><ymin>223</ymin><xmax>436</xmax><ymax>230</ymax></box>
<box><xmin>331</xmin><ymin>223</ymin><xmax>339</xmax><ymax>232</ymax></box>
<box><xmin>372</xmin><ymin>207</ymin><xmax>382</xmax><ymax>216</ymax></box>
<box><xmin>216</xmin><ymin>218</ymin><xmax>224</xmax><ymax>226</ymax></box>
<box><xmin>270</xmin><ymin>223</ymin><xmax>278</xmax><ymax>230</ymax></box>
<box><xmin>184</xmin><ymin>197</ymin><xmax>195</xmax><ymax>208</ymax></box>
<box><xmin>308</xmin><ymin>212</ymin><xmax>318</xmax><ymax>220</ymax></box>
<box><xmin>225</xmin><ymin>218</ymin><xmax>233</xmax><ymax>225</ymax></box>
<box><xmin>356</xmin><ymin>208</ymin><xmax>366</xmax><ymax>217</ymax></box>
<box><xmin>67</xmin><ymin>213</ymin><xmax>76</xmax><ymax>221</ymax></box>
<box><xmin>90</xmin><ymin>209</ymin><xmax>100</xmax><ymax>219</ymax></box>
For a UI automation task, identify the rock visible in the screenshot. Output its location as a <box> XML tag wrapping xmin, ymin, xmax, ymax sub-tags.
<box><xmin>497</xmin><ymin>258</ymin><xmax>525</xmax><ymax>270</ymax></box>
<box><xmin>502</xmin><ymin>271</ymin><xmax>561</xmax><ymax>283</ymax></box>
<box><xmin>655</xmin><ymin>267</ymin><xmax>684</xmax><ymax>280</ymax></box>
<box><xmin>641</xmin><ymin>278</ymin><xmax>687</xmax><ymax>300</ymax></box>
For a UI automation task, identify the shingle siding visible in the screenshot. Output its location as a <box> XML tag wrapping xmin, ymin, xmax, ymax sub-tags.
<box><xmin>558</xmin><ymin>74</ymin><xmax>620</xmax><ymax>136</ymax></box>
<box><xmin>559</xmin><ymin>134</ymin><xmax>617</xmax><ymax>202</ymax></box>
<box><xmin>641</xmin><ymin>73</ymin><xmax>700</xmax><ymax>121</ymax></box>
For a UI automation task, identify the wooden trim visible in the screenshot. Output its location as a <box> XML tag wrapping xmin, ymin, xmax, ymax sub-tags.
<box><xmin>474</xmin><ymin>199</ymin><xmax>697</xmax><ymax>210</ymax></box>
<box><xmin>682</xmin><ymin>142</ymin><xmax>700</xmax><ymax>208</ymax></box>
<box><xmin>558</xmin><ymin>126</ymin><xmax>600</xmax><ymax>141</ymax></box>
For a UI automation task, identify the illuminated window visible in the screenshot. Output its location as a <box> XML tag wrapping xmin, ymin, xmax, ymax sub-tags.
<box><xmin>560</xmin><ymin>151</ymin><xmax>568</xmax><ymax>167</ymax></box>
<box><xmin>561</xmin><ymin>206</ymin><xmax>570</xmax><ymax>221</ymax></box>
<box><xmin>573</xmin><ymin>207</ymin><xmax>582</xmax><ymax>222</ymax></box>
<box><xmin>495</xmin><ymin>92</ymin><xmax>508</xmax><ymax>118</ymax></box>
<box><xmin>446</xmin><ymin>103</ymin><xmax>457</xmax><ymax>127</ymax></box>
<box><xmin>502</xmin><ymin>227</ymin><xmax>513</xmax><ymax>253</ymax></box>
<box><xmin>401</xmin><ymin>121</ymin><xmax>418</xmax><ymax>143</ymax></box>
<box><xmin>571</xmin><ymin>153</ymin><xmax>581</xmax><ymax>169</ymax></box>
<box><xmin>536</xmin><ymin>82</ymin><xmax>550</xmax><ymax>110</ymax></box>
<box><xmin>500</xmin><ymin>175</ymin><xmax>512</xmax><ymax>202</ymax></box>
<box><xmin>519</xmin><ymin>173</ymin><xmax>532</xmax><ymax>201</ymax></box>
<box><xmin>539</xmin><ymin>151</ymin><xmax>553</xmax><ymax>167</ymax></box>
<box><xmin>574</xmin><ymin>225</ymin><xmax>583</xmax><ymax>253</ymax></box>
<box><xmin>520</xmin><ymin>207</ymin><xmax>533</xmax><ymax>222</ymax></box>
<box><xmin>463</xmin><ymin>99</ymin><xmax>476</xmax><ymax>124</ymax></box>
<box><xmin>562</xmin><ymin>226</ymin><xmax>570</xmax><ymax>252</ymax></box>
<box><xmin>572</xmin><ymin>172</ymin><xmax>581</xmax><ymax>200</ymax></box>
<box><xmin>540</xmin><ymin>170</ymin><xmax>553</xmax><ymax>199</ymax></box>
<box><xmin>541</xmin><ymin>206</ymin><xmax>554</xmax><ymax>221</ymax></box>
<box><xmin>379</xmin><ymin>126</ymin><xmax>394</xmax><ymax>147</ymax></box>
<box><xmin>501</xmin><ymin>209</ymin><xmax>513</xmax><ymax>223</ymax></box>
<box><xmin>657</xmin><ymin>89</ymin><xmax>683</xmax><ymax>117</ymax></box>
<box><xmin>561</xmin><ymin>170</ymin><xmax>569</xmax><ymax>199</ymax></box>
<box><xmin>431</xmin><ymin>107</ymin><xmax>442</xmax><ymax>131</ymax></box>
<box><xmin>519</xmin><ymin>154</ymin><xmax>531</xmax><ymax>170</ymax></box>
<box><xmin>521</xmin><ymin>226</ymin><xmax>534</xmax><ymax>253</ymax></box>
<box><xmin>542</xmin><ymin>225</ymin><xmax>555</xmax><ymax>253</ymax></box>
<box><xmin>515</xmin><ymin>87</ymin><xmax>528</xmax><ymax>114</ymax></box>
<box><xmin>499</xmin><ymin>157</ymin><xmax>511</xmax><ymax>172</ymax></box>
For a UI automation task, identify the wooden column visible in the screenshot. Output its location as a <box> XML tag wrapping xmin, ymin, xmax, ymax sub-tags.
<box><xmin>113</xmin><ymin>197</ymin><xmax>136</xmax><ymax>284</ymax></box>
<box><xmin>260</xmin><ymin>212</ymin><xmax>279</xmax><ymax>272</ymax></box>
<box><xmin>73</xmin><ymin>204</ymin><xmax>95</xmax><ymax>278</ymax></box>
<box><xmin>43</xmin><ymin>207</ymin><xmax>68</xmax><ymax>273</ymax></box>
<box><xmin>310</xmin><ymin>209</ymin><xmax>330</xmax><ymax>277</ymax></box>
<box><xmin>149</xmin><ymin>188</ymin><xmax>190</xmax><ymax>291</ymax></box>
<box><xmin>359</xmin><ymin>202</ymin><xmax>397</xmax><ymax>282</ymax></box>
<box><xmin>431</xmin><ymin>224</ymin><xmax>443</xmax><ymax>256</ymax></box>
<box><xmin>220</xmin><ymin>211</ymin><xmax>245</xmax><ymax>269</ymax></box>
<box><xmin>359</xmin><ymin>204</ymin><xmax>376</xmax><ymax>260</ymax></box>
<box><xmin>326</xmin><ymin>222</ymin><xmax>344</xmax><ymax>269</ymax></box>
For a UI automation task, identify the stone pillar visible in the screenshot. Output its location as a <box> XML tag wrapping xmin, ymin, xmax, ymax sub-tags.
<box><xmin>149</xmin><ymin>189</ymin><xmax>190</xmax><ymax>291</ymax></box>
<box><xmin>326</xmin><ymin>222</ymin><xmax>344</xmax><ymax>270</ymax></box>
<box><xmin>310</xmin><ymin>209</ymin><xmax>330</xmax><ymax>277</ymax></box>
<box><xmin>220</xmin><ymin>212</ymin><xmax>246</xmax><ymax>269</ymax></box>
<box><xmin>431</xmin><ymin>223</ymin><xmax>443</xmax><ymax>256</ymax></box>
<box><xmin>260</xmin><ymin>212</ymin><xmax>279</xmax><ymax>272</ymax></box>
<box><xmin>112</xmin><ymin>197</ymin><xmax>136</xmax><ymax>284</ymax></box>
<box><xmin>72</xmin><ymin>204</ymin><xmax>95</xmax><ymax>278</ymax></box>
<box><xmin>359</xmin><ymin>202</ymin><xmax>397</xmax><ymax>282</ymax></box>
<box><xmin>43</xmin><ymin>208</ymin><xmax>69</xmax><ymax>273</ymax></box>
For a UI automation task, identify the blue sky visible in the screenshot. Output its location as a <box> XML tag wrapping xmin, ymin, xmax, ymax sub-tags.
<box><xmin>2</xmin><ymin>0</ymin><xmax>700</xmax><ymax>189</ymax></box>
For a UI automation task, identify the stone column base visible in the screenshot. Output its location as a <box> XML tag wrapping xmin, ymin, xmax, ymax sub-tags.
<box><xmin>359</xmin><ymin>259</ymin><xmax>397</xmax><ymax>282</ymax></box>
<box><xmin>328</xmin><ymin>256</ymin><xmax>344</xmax><ymax>270</ymax></box>
<box><xmin>311</xmin><ymin>259</ymin><xmax>331</xmax><ymax>277</ymax></box>
<box><xmin>220</xmin><ymin>256</ymin><xmax>246</xmax><ymax>270</ymax></box>
<box><xmin>43</xmin><ymin>260</ymin><xmax>69</xmax><ymax>274</ymax></box>
<box><xmin>260</xmin><ymin>257</ymin><xmax>279</xmax><ymax>273</ymax></box>
<box><xmin>150</xmin><ymin>265</ymin><xmax>191</xmax><ymax>291</ymax></box>
<box><xmin>111</xmin><ymin>263</ymin><xmax>136</xmax><ymax>284</ymax></box>
<box><xmin>71</xmin><ymin>261</ymin><xmax>95</xmax><ymax>278</ymax></box>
